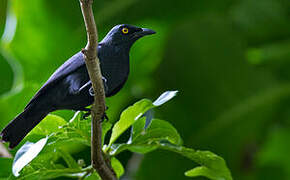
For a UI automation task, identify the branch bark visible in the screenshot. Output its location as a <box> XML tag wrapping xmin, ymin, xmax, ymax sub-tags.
<box><xmin>79</xmin><ymin>0</ymin><xmax>117</xmax><ymax>179</ymax></box>
<box><xmin>0</xmin><ymin>142</ymin><xmax>12</xmax><ymax>158</ymax></box>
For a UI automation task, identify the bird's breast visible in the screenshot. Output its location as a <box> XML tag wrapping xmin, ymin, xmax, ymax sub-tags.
<box><xmin>100</xmin><ymin>55</ymin><xmax>129</xmax><ymax>96</ymax></box>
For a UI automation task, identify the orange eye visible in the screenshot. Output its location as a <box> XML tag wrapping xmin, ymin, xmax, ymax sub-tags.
<box><xmin>122</xmin><ymin>27</ymin><xmax>129</xmax><ymax>34</ymax></box>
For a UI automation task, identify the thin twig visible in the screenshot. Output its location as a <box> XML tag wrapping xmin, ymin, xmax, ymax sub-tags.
<box><xmin>79</xmin><ymin>0</ymin><xmax>117</xmax><ymax>179</ymax></box>
<box><xmin>80</xmin><ymin>166</ymin><xmax>94</xmax><ymax>180</ymax></box>
<box><xmin>0</xmin><ymin>142</ymin><xmax>12</xmax><ymax>158</ymax></box>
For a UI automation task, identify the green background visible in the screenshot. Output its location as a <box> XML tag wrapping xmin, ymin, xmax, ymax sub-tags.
<box><xmin>1</xmin><ymin>0</ymin><xmax>290</xmax><ymax>179</ymax></box>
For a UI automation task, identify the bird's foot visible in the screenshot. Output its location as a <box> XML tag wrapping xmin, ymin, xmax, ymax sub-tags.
<box><xmin>80</xmin><ymin>108</ymin><xmax>91</xmax><ymax>120</ymax></box>
<box><xmin>89</xmin><ymin>87</ymin><xmax>94</xmax><ymax>96</ymax></box>
<box><xmin>80</xmin><ymin>106</ymin><xmax>109</xmax><ymax>121</ymax></box>
<box><xmin>88</xmin><ymin>77</ymin><xmax>108</xmax><ymax>97</ymax></box>
<box><xmin>82</xmin><ymin>111</ymin><xmax>91</xmax><ymax>119</ymax></box>
<box><xmin>82</xmin><ymin>111</ymin><xmax>108</xmax><ymax>122</ymax></box>
<box><xmin>102</xmin><ymin>113</ymin><xmax>109</xmax><ymax>122</ymax></box>
<box><xmin>102</xmin><ymin>105</ymin><xmax>109</xmax><ymax>122</ymax></box>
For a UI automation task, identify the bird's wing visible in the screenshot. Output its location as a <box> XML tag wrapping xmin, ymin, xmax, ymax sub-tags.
<box><xmin>25</xmin><ymin>51</ymin><xmax>86</xmax><ymax>109</ymax></box>
<box><xmin>46</xmin><ymin>52</ymin><xmax>85</xmax><ymax>86</ymax></box>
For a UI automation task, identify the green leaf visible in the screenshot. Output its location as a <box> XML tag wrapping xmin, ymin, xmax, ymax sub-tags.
<box><xmin>18</xmin><ymin>167</ymin><xmax>86</xmax><ymax>180</ymax></box>
<box><xmin>50</xmin><ymin>111</ymin><xmax>91</xmax><ymax>146</ymax></box>
<box><xmin>14</xmin><ymin>111</ymin><xmax>113</xmax><ymax>179</ymax></box>
<box><xmin>12</xmin><ymin>137</ymin><xmax>48</xmax><ymax>177</ymax></box>
<box><xmin>130</xmin><ymin>117</ymin><xmax>147</xmax><ymax>141</ymax></box>
<box><xmin>133</xmin><ymin>119</ymin><xmax>182</xmax><ymax>145</ymax></box>
<box><xmin>108</xmin><ymin>91</ymin><xmax>178</xmax><ymax>148</ymax></box>
<box><xmin>111</xmin><ymin>141</ymin><xmax>232</xmax><ymax>180</ymax></box>
<box><xmin>0</xmin><ymin>158</ymin><xmax>13</xmax><ymax>178</ymax></box>
<box><xmin>127</xmin><ymin>145</ymin><xmax>158</xmax><ymax>154</ymax></box>
<box><xmin>159</xmin><ymin>142</ymin><xmax>232</xmax><ymax>180</ymax></box>
<box><xmin>28</xmin><ymin>114</ymin><xmax>67</xmax><ymax>137</ymax></box>
<box><xmin>53</xmin><ymin>111</ymin><xmax>112</xmax><ymax>147</ymax></box>
<box><xmin>108</xmin><ymin>99</ymin><xmax>154</xmax><ymax>147</ymax></box>
<box><xmin>109</xmin><ymin>115</ymin><xmax>231</xmax><ymax>180</ymax></box>
<box><xmin>57</xmin><ymin>149</ymin><xmax>80</xmax><ymax>169</ymax></box>
<box><xmin>110</xmin><ymin>118</ymin><xmax>182</xmax><ymax>155</ymax></box>
<box><xmin>185</xmin><ymin>166</ymin><xmax>225</xmax><ymax>180</ymax></box>
<box><xmin>84</xmin><ymin>172</ymin><xmax>101</xmax><ymax>180</ymax></box>
<box><xmin>111</xmin><ymin>157</ymin><xmax>124</xmax><ymax>178</ymax></box>
<box><xmin>109</xmin><ymin>143</ymin><xmax>156</xmax><ymax>155</ymax></box>
<box><xmin>17</xmin><ymin>146</ymin><xmax>87</xmax><ymax>179</ymax></box>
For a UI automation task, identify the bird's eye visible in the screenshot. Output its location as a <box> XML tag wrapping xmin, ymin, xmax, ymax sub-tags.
<box><xmin>121</xmin><ymin>27</ymin><xmax>129</xmax><ymax>34</ymax></box>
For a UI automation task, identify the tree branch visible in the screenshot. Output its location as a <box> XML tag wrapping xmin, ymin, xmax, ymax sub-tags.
<box><xmin>79</xmin><ymin>0</ymin><xmax>117</xmax><ymax>179</ymax></box>
<box><xmin>0</xmin><ymin>142</ymin><xmax>12</xmax><ymax>158</ymax></box>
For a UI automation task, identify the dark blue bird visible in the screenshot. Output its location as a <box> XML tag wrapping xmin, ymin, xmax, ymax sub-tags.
<box><xmin>1</xmin><ymin>24</ymin><xmax>156</xmax><ymax>149</ymax></box>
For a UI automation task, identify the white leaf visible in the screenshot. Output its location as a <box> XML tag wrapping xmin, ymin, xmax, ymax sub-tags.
<box><xmin>12</xmin><ymin>137</ymin><xmax>48</xmax><ymax>176</ymax></box>
<box><xmin>153</xmin><ymin>90</ymin><xmax>178</xmax><ymax>106</ymax></box>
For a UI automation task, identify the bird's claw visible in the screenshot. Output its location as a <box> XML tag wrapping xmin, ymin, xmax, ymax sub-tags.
<box><xmin>102</xmin><ymin>113</ymin><xmax>109</xmax><ymax>122</ymax></box>
<box><xmin>82</xmin><ymin>111</ymin><xmax>91</xmax><ymax>120</ymax></box>
<box><xmin>80</xmin><ymin>108</ymin><xmax>91</xmax><ymax>120</ymax></box>
<box><xmin>80</xmin><ymin>107</ymin><xmax>109</xmax><ymax>122</ymax></box>
<box><xmin>102</xmin><ymin>76</ymin><xmax>107</xmax><ymax>83</ymax></box>
<box><xmin>102</xmin><ymin>106</ymin><xmax>109</xmax><ymax>122</ymax></box>
<box><xmin>88</xmin><ymin>77</ymin><xmax>108</xmax><ymax>97</ymax></box>
<box><xmin>89</xmin><ymin>87</ymin><xmax>94</xmax><ymax>96</ymax></box>
<box><xmin>83</xmin><ymin>112</ymin><xmax>108</xmax><ymax>122</ymax></box>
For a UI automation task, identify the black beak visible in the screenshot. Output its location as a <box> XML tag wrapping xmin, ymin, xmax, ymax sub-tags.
<box><xmin>140</xmin><ymin>28</ymin><xmax>156</xmax><ymax>36</ymax></box>
<box><xmin>134</xmin><ymin>28</ymin><xmax>156</xmax><ymax>37</ymax></box>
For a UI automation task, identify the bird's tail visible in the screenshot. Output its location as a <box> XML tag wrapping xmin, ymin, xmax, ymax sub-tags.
<box><xmin>1</xmin><ymin>105</ymin><xmax>49</xmax><ymax>149</ymax></box>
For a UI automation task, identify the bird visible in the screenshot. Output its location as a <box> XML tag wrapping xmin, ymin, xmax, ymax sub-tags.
<box><xmin>0</xmin><ymin>24</ymin><xmax>156</xmax><ymax>149</ymax></box>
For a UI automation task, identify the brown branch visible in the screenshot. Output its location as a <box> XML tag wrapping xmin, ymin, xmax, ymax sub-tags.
<box><xmin>79</xmin><ymin>0</ymin><xmax>117</xmax><ymax>179</ymax></box>
<box><xmin>0</xmin><ymin>142</ymin><xmax>12</xmax><ymax>158</ymax></box>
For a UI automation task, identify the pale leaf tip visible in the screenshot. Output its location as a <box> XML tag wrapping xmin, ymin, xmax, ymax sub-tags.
<box><xmin>153</xmin><ymin>90</ymin><xmax>178</xmax><ymax>106</ymax></box>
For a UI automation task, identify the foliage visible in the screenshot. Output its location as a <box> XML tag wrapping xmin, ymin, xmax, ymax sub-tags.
<box><xmin>1</xmin><ymin>91</ymin><xmax>230</xmax><ymax>180</ymax></box>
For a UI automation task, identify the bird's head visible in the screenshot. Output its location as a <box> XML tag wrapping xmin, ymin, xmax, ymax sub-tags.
<box><xmin>100</xmin><ymin>24</ymin><xmax>156</xmax><ymax>47</ymax></box>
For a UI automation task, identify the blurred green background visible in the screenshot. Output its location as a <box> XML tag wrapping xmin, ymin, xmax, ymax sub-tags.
<box><xmin>1</xmin><ymin>0</ymin><xmax>290</xmax><ymax>179</ymax></box>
